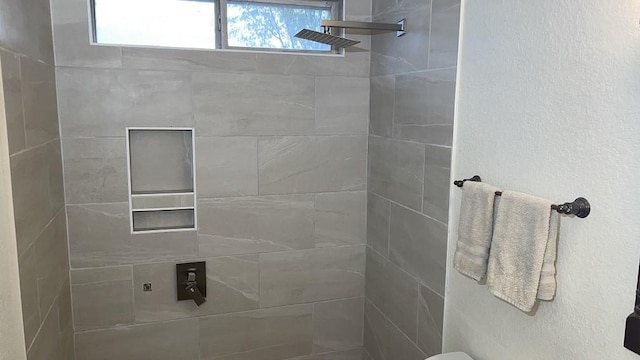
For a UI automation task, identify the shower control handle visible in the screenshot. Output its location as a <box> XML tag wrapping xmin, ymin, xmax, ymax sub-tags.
<box><xmin>185</xmin><ymin>281</ymin><xmax>206</xmax><ymax>306</ymax></box>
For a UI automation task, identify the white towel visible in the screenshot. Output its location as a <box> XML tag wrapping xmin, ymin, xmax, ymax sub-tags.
<box><xmin>454</xmin><ymin>181</ymin><xmax>501</xmax><ymax>281</ymax></box>
<box><xmin>487</xmin><ymin>191</ymin><xmax>560</xmax><ymax>312</ymax></box>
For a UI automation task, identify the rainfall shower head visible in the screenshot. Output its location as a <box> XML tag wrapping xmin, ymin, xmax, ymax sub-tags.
<box><xmin>294</xmin><ymin>29</ymin><xmax>361</xmax><ymax>49</ymax></box>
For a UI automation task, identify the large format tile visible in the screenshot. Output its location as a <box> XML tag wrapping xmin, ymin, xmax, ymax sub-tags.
<box><xmin>62</xmin><ymin>138</ymin><xmax>128</xmax><ymax>204</ymax></box>
<box><xmin>57</xmin><ymin>68</ymin><xmax>191</xmax><ymax>137</ymax></box>
<box><xmin>255</xmin><ymin>52</ymin><xmax>370</xmax><ymax>78</ymax></box>
<box><xmin>366</xmin><ymin>193</ymin><xmax>390</xmax><ymax>256</ymax></box>
<box><xmin>193</xmin><ymin>73</ymin><xmax>315</xmax><ymax>136</ymax></box>
<box><xmin>370</xmin><ymin>0</ymin><xmax>432</xmax><ymax>76</ymax></box>
<box><xmin>422</xmin><ymin>145</ymin><xmax>452</xmax><ymax>223</ymax></box>
<box><xmin>10</xmin><ymin>143</ymin><xmax>57</xmax><ymax>256</ymax></box>
<box><xmin>58</xmin><ymin>280</ymin><xmax>74</xmax><ymax>360</ymax></box>
<box><xmin>34</xmin><ymin>212</ymin><xmax>68</xmax><ymax>318</ymax></box>
<box><xmin>369</xmin><ymin>75</ymin><xmax>394</xmax><ymax>138</ymax></box>
<box><xmin>315</xmin><ymin>77</ymin><xmax>369</xmax><ymax>135</ymax></box>
<box><xmin>368</xmin><ymin>136</ymin><xmax>425</xmax><ymax>211</ymax></box>
<box><xmin>389</xmin><ymin>204</ymin><xmax>448</xmax><ymax>295</ymax></box>
<box><xmin>133</xmin><ymin>256</ymin><xmax>259</xmax><ymax>322</ymax></box>
<box><xmin>394</xmin><ymin>69</ymin><xmax>456</xmax><ymax>127</ymax></box>
<box><xmin>27</xmin><ymin>303</ymin><xmax>62</xmax><ymax>360</ymax></box>
<box><xmin>0</xmin><ymin>49</ymin><xmax>25</xmax><ymax>155</ymax></box>
<box><xmin>71</xmin><ymin>266</ymin><xmax>134</xmax><ymax>331</ymax></box>
<box><xmin>198</xmin><ymin>195</ymin><xmax>315</xmax><ymax>256</ymax></box>
<box><xmin>363</xmin><ymin>301</ymin><xmax>426</xmax><ymax>360</ymax></box>
<box><xmin>122</xmin><ymin>47</ymin><xmax>257</xmax><ymax>72</ymax></box>
<box><xmin>259</xmin><ymin>136</ymin><xmax>366</xmax><ymax>195</ymax></box>
<box><xmin>313</xmin><ymin>298</ymin><xmax>364</xmax><ymax>353</ymax></box>
<box><xmin>19</xmin><ymin>245</ymin><xmax>40</xmax><ymax>348</ymax></box>
<box><xmin>287</xmin><ymin>349</ymin><xmax>365</xmax><ymax>360</ymax></box>
<box><xmin>365</xmin><ymin>249</ymin><xmax>418</xmax><ymax>341</ymax></box>
<box><xmin>51</xmin><ymin>0</ymin><xmax>122</xmax><ymax>68</ymax></box>
<box><xmin>314</xmin><ymin>191</ymin><xmax>367</xmax><ymax>247</ymax></box>
<box><xmin>259</xmin><ymin>245</ymin><xmax>365</xmax><ymax>307</ymax></box>
<box><xmin>199</xmin><ymin>305</ymin><xmax>313</xmax><ymax>360</ymax></box>
<box><xmin>21</xmin><ymin>56</ymin><xmax>58</xmax><ymax>147</ymax></box>
<box><xmin>67</xmin><ymin>203</ymin><xmax>198</xmax><ymax>267</ymax></box>
<box><xmin>417</xmin><ymin>285</ymin><xmax>444</xmax><ymax>356</ymax></box>
<box><xmin>0</xmin><ymin>0</ymin><xmax>54</xmax><ymax>64</ymax></box>
<box><xmin>393</xmin><ymin>124</ymin><xmax>453</xmax><ymax>146</ymax></box>
<box><xmin>196</xmin><ymin>137</ymin><xmax>258</xmax><ymax>198</ymax></box>
<box><xmin>428</xmin><ymin>0</ymin><xmax>461</xmax><ymax>69</ymax></box>
<box><xmin>75</xmin><ymin>319</ymin><xmax>200</xmax><ymax>360</ymax></box>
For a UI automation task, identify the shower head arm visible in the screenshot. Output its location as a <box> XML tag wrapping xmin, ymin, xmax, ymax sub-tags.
<box><xmin>321</xmin><ymin>19</ymin><xmax>406</xmax><ymax>33</ymax></box>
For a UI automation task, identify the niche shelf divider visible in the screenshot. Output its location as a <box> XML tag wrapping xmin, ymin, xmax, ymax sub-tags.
<box><xmin>126</xmin><ymin>127</ymin><xmax>197</xmax><ymax>234</ymax></box>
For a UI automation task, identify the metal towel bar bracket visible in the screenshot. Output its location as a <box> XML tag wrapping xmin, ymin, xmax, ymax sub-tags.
<box><xmin>453</xmin><ymin>175</ymin><xmax>591</xmax><ymax>218</ymax></box>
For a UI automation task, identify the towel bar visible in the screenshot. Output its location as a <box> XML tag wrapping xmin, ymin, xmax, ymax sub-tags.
<box><xmin>453</xmin><ymin>175</ymin><xmax>591</xmax><ymax>218</ymax></box>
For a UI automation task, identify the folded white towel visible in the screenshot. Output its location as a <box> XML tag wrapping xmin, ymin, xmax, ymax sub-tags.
<box><xmin>487</xmin><ymin>191</ymin><xmax>560</xmax><ymax>312</ymax></box>
<box><xmin>454</xmin><ymin>181</ymin><xmax>501</xmax><ymax>281</ymax></box>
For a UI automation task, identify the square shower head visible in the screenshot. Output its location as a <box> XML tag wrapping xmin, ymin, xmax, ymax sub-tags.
<box><xmin>294</xmin><ymin>29</ymin><xmax>361</xmax><ymax>49</ymax></box>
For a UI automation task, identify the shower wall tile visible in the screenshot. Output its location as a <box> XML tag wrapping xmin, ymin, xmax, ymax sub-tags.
<box><xmin>193</xmin><ymin>73</ymin><xmax>315</xmax><ymax>136</ymax></box>
<box><xmin>258</xmin><ymin>136</ymin><xmax>367</xmax><ymax>195</ymax></box>
<box><xmin>366</xmin><ymin>193</ymin><xmax>390</xmax><ymax>256</ymax></box>
<box><xmin>122</xmin><ymin>47</ymin><xmax>257</xmax><ymax>73</ymax></box>
<box><xmin>26</xmin><ymin>303</ymin><xmax>62</xmax><ymax>360</ymax></box>
<box><xmin>259</xmin><ymin>245</ymin><xmax>365</xmax><ymax>307</ymax></box>
<box><xmin>368</xmin><ymin>136</ymin><xmax>425</xmax><ymax>211</ymax></box>
<box><xmin>363</xmin><ymin>300</ymin><xmax>426</xmax><ymax>360</ymax></box>
<box><xmin>394</xmin><ymin>69</ymin><xmax>456</xmax><ymax>127</ymax></box>
<box><xmin>75</xmin><ymin>319</ymin><xmax>200</xmax><ymax>360</ymax></box>
<box><xmin>417</xmin><ymin>285</ymin><xmax>444</xmax><ymax>356</ymax></box>
<box><xmin>10</xmin><ymin>142</ymin><xmax>58</xmax><ymax>256</ymax></box>
<box><xmin>287</xmin><ymin>349</ymin><xmax>365</xmax><ymax>360</ymax></box>
<box><xmin>422</xmin><ymin>145</ymin><xmax>452</xmax><ymax>223</ymax></box>
<box><xmin>58</xmin><ymin>280</ymin><xmax>74</xmax><ymax>360</ymax></box>
<box><xmin>19</xmin><ymin>245</ymin><xmax>40</xmax><ymax>347</ymax></box>
<box><xmin>365</xmin><ymin>248</ymin><xmax>418</xmax><ymax>341</ymax></box>
<box><xmin>21</xmin><ymin>56</ymin><xmax>59</xmax><ymax>147</ymax></box>
<box><xmin>0</xmin><ymin>49</ymin><xmax>26</xmax><ymax>155</ymax></box>
<box><xmin>314</xmin><ymin>191</ymin><xmax>367</xmax><ymax>248</ymax></box>
<box><xmin>392</xmin><ymin>124</ymin><xmax>453</xmax><ymax>146</ymax></box>
<box><xmin>51</xmin><ymin>0</ymin><xmax>122</xmax><ymax>68</ymax></box>
<box><xmin>196</xmin><ymin>137</ymin><xmax>258</xmax><ymax>198</ymax></box>
<box><xmin>369</xmin><ymin>75</ymin><xmax>394</xmax><ymax>138</ymax></box>
<box><xmin>255</xmin><ymin>52</ymin><xmax>370</xmax><ymax>78</ymax></box>
<box><xmin>198</xmin><ymin>195</ymin><xmax>315</xmax><ymax>256</ymax></box>
<box><xmin>133</xmin><ymin>256</ymin><xmax>259</xmax><ymax>323</ymax></box>
<box><xmin>0</xmin><ymin>0</ymin><xmax>54</xmax><ymax>64</ymax></box>
<box><xmin>199</xmin><ymin>305</ymin><xmax>313</xmax><ymax>360</ymax></box>
<box><xmin>62</xmin><ymin>137</ymin><xmax>128</xmax><ymax>204</ymax></box>
<box><xmin>389</xmin><ymin>204</ymin><xmax>447</xmax><ymax>296</ymax></box>
<box><xmin>57</xmin><ymin>68</ymin><xmax>192</xmax><ymax>137</ymax></box>
<box><xmin>313</xmin><ymin>298</ymin><xmax>365</xmax><ymax>353</ymax></box>
<box><xmin>370</xmin><ymin>0</ymin><xmax>431</xmax><ymax>76</ymax></box>
<box><xmin>428</xmin><ymin>0</ymin><xmax>461</xmax><ymax>69</ymax></box>
<box><xmin>34</xmin><ymin>212</ymin><xmax>68</xmax><ymax>318</ymax></box>
<box><xmin>67</xmin><ymin>203</ymin><xmax>198</xmax><ymax>267</ymax></box>
<box><xmin>315</xmin><ymin>77</ymin><xmax>369</xmax><ymax>135</ymax></box>
<box><xmin>70</xmin><ymin>266</ymin><xmax>134</xmax><ymax>331</ymax></box>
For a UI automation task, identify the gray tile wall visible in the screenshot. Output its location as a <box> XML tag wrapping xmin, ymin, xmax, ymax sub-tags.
<box><xmin>0</xmin><ymin>0</ymin><xmax>73</xmax><ymax>358</ymax></box>
<box><xmin>50</xmin><ymin>0</ymin><xmax>372</xmax><ymax>359</ymax></box>
<box><xmin>364</xmin><ymin>0</ymin><xmax>460</xmax><ymax>359</ymax></box>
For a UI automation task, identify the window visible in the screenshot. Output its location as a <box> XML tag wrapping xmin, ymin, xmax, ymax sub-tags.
<box><xmin>91</xmin><ymin>0</ymin><xmax>341</xmax><ymax>53</ymax></box>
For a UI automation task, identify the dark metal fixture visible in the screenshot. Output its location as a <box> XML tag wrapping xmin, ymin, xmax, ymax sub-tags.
<box><xmin>295</xmin><ymin>19</ymin><xmax>406</xmax><ymax>49</ymax></box>
<box><xmin>177</xmin><ymin>262</ymin><xmax>207</xmax><ymax>306</ymax></box>
<box><xmin>453</xmin><ymin>175</ymin><xmax>591</xmax><ymax>218</ymax></box>
<box><xmin>625</xmin><ymin>262</ymin><xmax>640</xmax><ymax>355</ymax></box>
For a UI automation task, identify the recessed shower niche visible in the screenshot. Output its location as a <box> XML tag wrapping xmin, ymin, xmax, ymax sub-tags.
<box><xmin>126</xmin><ymin>128</ymin><xmax>197</xmax><ymax>233</ymax></box>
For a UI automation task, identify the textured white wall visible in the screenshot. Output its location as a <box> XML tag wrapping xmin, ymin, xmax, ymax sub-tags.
<box><xmin>0</xmin><ymin>57</ymin><xmax>27</xmax><ymax>360</ymax></box>
<box><xmin>444</xmin><ymin>1</ymin><xmax>640</xmax><ymax>359</ymax></box>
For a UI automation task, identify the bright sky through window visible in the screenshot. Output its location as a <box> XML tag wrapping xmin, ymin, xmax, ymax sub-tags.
<box><xmin>94</xmin><ymin>0</ymin><xmax>217</xmax><ymax>49</ymax></box>
<box><xmin>93</xmin><ymin>0</ymin><xmax>338</xmax><ymax>52</ymax></box>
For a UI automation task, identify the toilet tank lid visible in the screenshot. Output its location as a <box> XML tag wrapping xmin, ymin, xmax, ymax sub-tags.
<box><xmin>426</xmin><ymin>352</ymin><xmax>474</xmax><ymax>360</ymax></box>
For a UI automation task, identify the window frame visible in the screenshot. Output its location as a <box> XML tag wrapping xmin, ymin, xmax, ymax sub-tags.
<box><xmin>89</xmin><ymin>0</ymin><xmax>343</xmax><ymax>54</ymax></box>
